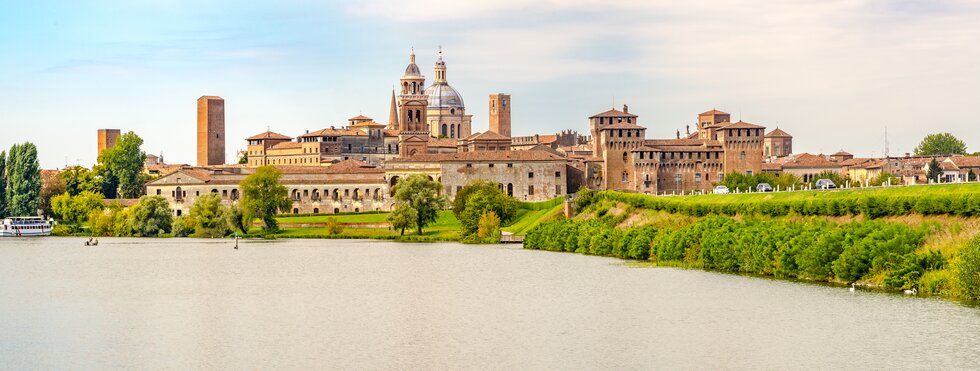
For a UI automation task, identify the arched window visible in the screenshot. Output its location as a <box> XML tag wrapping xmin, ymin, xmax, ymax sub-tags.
<box><xmin>622</xmin><ymin>171</ymin><xmax>629</xmax><ymax>182</ymax></box>
<box><xmin>623</xmin><ymin>152</ymin><xmax>628</xmax><ymax>161</ymax></box>
<box><xmin>740</xmin><ymin>151</ymin><xmax>746</xmax><ymax>162</ymax></box>
<box><xmin>450</xmin><ymin>125</ymin><xmax>455</xmax><ymax>138</ymax></box>
<box><xmin>313</xmin><ymin>208</ymin><xmax>319</xmax><ymax>214</ymax></box>
<box><xmin>441</xmin><ymin>124</ymin><xmax>447</xmax><ymax>137</ymax></box>
<box><xmin>507</xmin><ymin>183</ymin><xmax>513</xmax><ymax>196</ymax></box>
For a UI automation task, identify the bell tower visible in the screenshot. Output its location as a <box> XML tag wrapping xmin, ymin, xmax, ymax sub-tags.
<box><xmin>398</xmin><ymin>49</ymin><xmax>430</xmax><ymax>157</ymax></box>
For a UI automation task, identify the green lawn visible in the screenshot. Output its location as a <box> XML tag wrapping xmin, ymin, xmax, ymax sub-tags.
<box><xmin>276</xmin><ymin>212</ymin><xmax>390</xmax><ymax>224</ymax></box>
<box><xmin>503</xmin><ymin>203</ymin><xmax>564</xmax><ymax>235</ymax></box>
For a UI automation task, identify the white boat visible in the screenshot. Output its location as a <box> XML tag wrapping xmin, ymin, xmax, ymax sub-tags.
<box><xmin>0</xmin><ymin>217</ymin><xmax>54</xmax><ymax>237</ymax></box>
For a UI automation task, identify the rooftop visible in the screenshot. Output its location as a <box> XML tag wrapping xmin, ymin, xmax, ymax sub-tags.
<box><xmin>388</xmin><ymin>149</ymin><xmax>564</xmax><ymax>163</ymax></box>
<box><xmin>246</xmin><ymin>131</ymin><xmax>292</xmax><ymax>141</ymax></box>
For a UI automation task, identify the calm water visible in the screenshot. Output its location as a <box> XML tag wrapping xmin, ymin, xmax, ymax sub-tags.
<box><xmin>1</xmin><ymin>238</ymin><xmax>979</xmax><ymax>370</ymax></box>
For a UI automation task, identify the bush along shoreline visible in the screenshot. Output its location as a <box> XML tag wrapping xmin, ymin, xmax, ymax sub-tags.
<box><xmin>523</xmin><ymin>189</ymin><xmax>980</xmax><ymax>303</ymax></box>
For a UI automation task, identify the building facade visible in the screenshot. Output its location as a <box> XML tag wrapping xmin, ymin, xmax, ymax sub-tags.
<box><xmin>97</xmin><ymin>129</ymin><xmax>120</xmax><ymax>157</ymax></box>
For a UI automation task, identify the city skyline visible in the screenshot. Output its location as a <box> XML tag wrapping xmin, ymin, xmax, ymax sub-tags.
<box><xmin>2</xmin><ymin>0</ymin><xmax>979</xmax><ymax>168</ymax></box>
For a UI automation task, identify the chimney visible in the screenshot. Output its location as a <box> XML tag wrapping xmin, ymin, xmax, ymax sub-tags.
<box><xmin>305</xmin><ymin>130</ymin><xmax>309</xmax><ymax>134</ymax></box>
<box><xmin>623</xmin><ymin>104</ymin><xmax>629</xmax><ymax>114</ymax></box>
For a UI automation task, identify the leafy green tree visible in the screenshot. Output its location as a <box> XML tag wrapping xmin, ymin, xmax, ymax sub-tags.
<box><xmin>324</xmin><ymin>217</ymin><xmax>344</xmax><ymax>235</ymax></box>
<box><xmin>93</xmin><ymin>164</ymin><xmax>118</xmax><ymax>199</ymax></box>
<box><xmin>98</xmin><ymin>132</ymin><xmax>146</xmax><ymax>199</ymax></box>
<box><xmin>6</xmin><ymin>143</ymin><xmax>42</xmax><ymax>216</ymax></box>
<box><xmin>240</xmin><ymin>166</ymin><xmax>291</xmax><ymax>232</ymax></box>
<box><xmin>0</xmin><ymin>150</ymin><xmax>6</xmax><ymax>218</ymax></box>
<box><xmin>237</xmin><ymin>151</ymin><xmax>248</xmax><ymax>164</ymax></box>
<box><xmin>392</xmin><ymin>174</ymin><xmax>446</xmax><ymax>235</ymax></box>
<box><xmin>226</xmin><ymin>203</ymin><xmax>249</xmax><ymax>234</ymax></box>
<box><xmin>172</xmin><ymin>216</ymin><xmax>195</xmax><ymax>237</ymax></box>
<box><xmin>129</xmin><ymin>195</ymin><xmax>172</xmax><ymax>237</ymax></box>
<box><xmin>387</xmin><ymin>202</ymin><xmax>416</xmax><ymax>236</ymax></box>
<box><xmin>926</xmin><ymin>159</ymin><xmax>942</xmax><ymax>183</ymax></box>
<box><xmin>914</xmin><ymin>133</ymin><xmax>967</xmax><ymax>156</ymax></box>
<box><xmin>870</xmin><ymin>171</ymin><xmax>898</xmax><ymax>186</ymax></box>
<box><xmin>51</xmin><ymin>191</ymin><xmax>104</xmax><ymax>225</ymax></box>
<box><xmin>455</xmin><ymin>181</ymin><xmax>518</xmax><ymax>236</ymax></box>
<box><xmin>60</xmin><ymin>166</ymin><xmax>102</xmax><ymax>196</ymax></box>
<box><xmin>477</xmin><ymin>210</ymin><xmax>501</xmax><ymax>241</ymax></box>
<box><xmin>810</xmin><ymin>170</ymin><xmax>847</xmax><ymax>188</ymax></box>
<box><xmin>188</xmin><ymin>193</ymin><xmax>230</xmax><ymax>238</ymax></box>
<box><xmin>969</xmin><ymin>169</ymin><xmax>977</xmax><ymax>182</ymax></box>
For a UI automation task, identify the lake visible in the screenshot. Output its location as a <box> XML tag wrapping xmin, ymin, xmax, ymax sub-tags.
<box><xmin>1</xmin><ymin>237</ymin><xmax>979</xmax><ymax>370</ymax></box>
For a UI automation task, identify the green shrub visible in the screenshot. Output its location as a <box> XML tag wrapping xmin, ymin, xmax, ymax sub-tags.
<box><xmin>954</xmin><ymin>236</ymin><xmax>980</xmax><ymax>301</ymax></box>
<box><xmin>324</xmin><ymin>217</ymin><xmax>344</xmax><ymax>235</ymax></box>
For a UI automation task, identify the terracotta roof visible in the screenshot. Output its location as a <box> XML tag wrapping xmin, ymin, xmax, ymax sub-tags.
<box><xmin>646</xmin><ymin>139</ymin><xmax>717</xmax><ymax>147</ymax></box>
<box><xmin>270</xmin><ymin>142</ymin><xmax>302</xmax><ymax>150</ymax></box>
<box><xmin>831</xmin><ymin>151</ymin><xmax>853</xmax><ymax>157</ymax></box>
<box><xmin>299</xmin><ymin>127</ymin><xmax>365</xmax><ymax>138</ymax></box>
<box><xmin>388</xmin><ymin>150</ymin><xmax>564</xmax><ymax>163</ymax></box>
<box><xmin>644</xmin><ymin>145</ymin><xmax>721</xmax><ymax>152</ymax></box>
<box><xmin>538</xmin><ymin>135</ymin><xmax>558</xmax><ymax>144</ymax></box>
<box><xmin>947</xmin><ymin>156</ymin><xmax>980</xmax><ymax>168</ymax></box>
<box><xmin>941</xmin><ymin>161</ymin><xmax>959</xmax><ymax>171</ymax></box>
<box><xmin>761</xmin><ymin>163</ymin><xmax>783</xmax><ymax>171</ymax></box>
<box><xmin>383</xmin><ymin>129</ymin><xmax>400</xmax><ymax>137</ymax></box>
<box><xmin>246</xmin><ymin>131</ymin><xmax>292</xmax><ymax>140</ymax></box>
<box><xmin>428</xmin><ymin>138</ymin><xmax>458</xmax><ymax>147</ymax></box>
<box><xmin>589</xmin><ymin>108</ymin><xmax>637</xmax><ymax>118</ymax></box>
<box><xmin>778</xmin><ymin>153</ymin><xmax>841</xmax><ymax>169</ymax></box>
<box><xmin>699</xmin><ymin>109</ymin><xmax>729</xmax><ymax>116</ymax></box>
<box><xmin>722</xmin><ymin>120</ymin><xmax>765</xmax><ymax>129</ymax></box>
<box><xmin>840</xmin><ymin>158</ymin><xmax>874</xmax><ymax>167</ymax></box>
<box><xmin>463</xmin><ymin>131</ymin><xmax>511</xmax><ymax>141</ymax></box>
<box><xmin>765</xmin><ymin>128</ymin><xmax>792</xmax><ymax>138</ymax></box>
<box><xmin>278</xmin><ymin>159</ymin><xmax>383</xmax><ymax>174</ymax></box>
<box><xmin>348</xmin><ymin>115</ymin><xmax>373</xmax><ymax>121</ymax></box>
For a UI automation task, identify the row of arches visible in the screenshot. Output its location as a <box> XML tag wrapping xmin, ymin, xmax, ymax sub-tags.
<box><xmin>291</xmin><ymin>188</ymin><xmax>384</xmax><ymax>202</ymax></box>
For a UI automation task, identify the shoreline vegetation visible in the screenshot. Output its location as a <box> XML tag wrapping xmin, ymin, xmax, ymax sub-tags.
<box><xmin>523</xmin><ymin>185</ymin><xmax>980</xmax><ymax>303</ymax></box>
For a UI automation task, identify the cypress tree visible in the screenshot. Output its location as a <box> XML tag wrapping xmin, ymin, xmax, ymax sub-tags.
<box><xmin>0</xmin><ymin>150</ymin><xmax>6</xmax><ymax>218</ymax></box>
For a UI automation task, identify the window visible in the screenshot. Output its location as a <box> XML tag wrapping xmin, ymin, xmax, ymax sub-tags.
<box><xmin>623</xmin><ymin>152</ymin><xmax>628</xmax><ymax>161</ymax></box>
<box><xmin>528</xmin><ymin>172</ymin><xmax>534</xmax><ymax>178</ymax></box>
<box><xmin>555</xmin><ymin>185</ymin><xmax>561</xmax><ymax>195</ymax></box>
<box><xmin>528</xmin><ymin>185</ymin><xmax>534</xmax><ymax>195</ymax></box>
<box><xmin>622</xmin><ymin>171</ymin><xmax>629</xmax><ymax>182</ymax></box>
<box><xmin>489</xmin><ymin>163</ymin><xmax>494</xmax><ymax>168</ymax></box>
<box><xmin>507</xmin><ymin>163</ymin><xmax>513</xmax><ymax>168</ymax></box>
<box><xmin>555</xmin><ymin>171</ymin><xmax>561</xmax><ymax>177</ymax></box>
<box><xmin>466</xmin><ymin>163</ymin><xmax>472</xmax><ymax>168</ymax></box>
<box><xmin>740</xmin><ymin>151</ymin><xmax>746</xmax><ymax>162</ymax></box>
<box><xmin>695</xmin><ymin>173</ymin><xmax>702</xmax><ymax>184</ymax></box>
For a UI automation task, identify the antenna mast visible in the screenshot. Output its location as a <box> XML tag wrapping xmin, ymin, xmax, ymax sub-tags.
<box><xmin>884</xmin><ymin>126</ymin><xmax>889</xmax><ymax>158</ymax></box>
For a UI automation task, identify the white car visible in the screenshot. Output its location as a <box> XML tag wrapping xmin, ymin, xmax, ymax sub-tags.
<box><xmin>713</xmin><ymin>185</ymin><xmax>730</xmax><ymax>194</ymax></box>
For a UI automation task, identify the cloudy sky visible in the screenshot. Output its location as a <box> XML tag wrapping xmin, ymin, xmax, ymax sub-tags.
<box><xmin>1</xmin><ymin>0</ymin><xmax>978</xmax><ymax>168</ymax></box>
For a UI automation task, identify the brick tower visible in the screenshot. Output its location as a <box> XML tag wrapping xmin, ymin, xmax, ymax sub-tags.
<box><xmin>489</xmin><ymin>93</ymin><xmax>511</xmax><ymax>137</ymax></box>
<box><xmin>97</xmin><ymin>129</ymin><xmax>121</xmax><ymax>158</ymax></box>
<box><xmin>197</xmin><ymin>96</ymin><xmax>225</xmax><ymax>166</ymax></box>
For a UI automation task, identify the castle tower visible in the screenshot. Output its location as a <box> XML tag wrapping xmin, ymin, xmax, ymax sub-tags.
<box><xmin>588</xmin><ymin>104</ymin><xmax>637</xmax><ymax>159</ymax></box>
<box><xmin>489</xmin><ymin>94</ymin><xmax>511</xmax><ymax>137</ymax></box>
<box><xmin>197</xmin><ymin>96</ymin><xmax>225</xmax><ymax>166</ymax></box>
<box><xmin>97</xmin><ymin>129</ymin><xmax>121</xmax><ymax>158</ymax></box>
<box><xmin>397</xmin><ymin>50</ymin><xmax>430</xmax><ymax>157</ymax></box>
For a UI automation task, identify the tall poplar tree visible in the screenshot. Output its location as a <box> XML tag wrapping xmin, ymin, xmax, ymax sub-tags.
<box><xmin>0</xmin><ymin>150</ymin><xmax>7</xmax><ymax>218</ymax></box>
<box><xmin>6</xmin><ymin>143</ymin><xmax>42</xmax><ymax>216</ymax></box>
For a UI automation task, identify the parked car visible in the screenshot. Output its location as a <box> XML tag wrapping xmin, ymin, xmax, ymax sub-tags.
<box><xmin>815</xmin><ymin>179</ymin><xmax>837</xmax><ymax>189</ymax></box>
<box><xmin>756</xmin><ymin>183</ymin><xmax>773</xmax><ymax>192</ymax></box>
<box><xmin>713</xmin><ymin>185</ymin><xmax>730</xmax><ymax>194</ymax></box>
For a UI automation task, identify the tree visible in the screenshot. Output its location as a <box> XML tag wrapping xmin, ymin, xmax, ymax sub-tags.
<box><xmin>129</xmin><ymin>195</ymin><xmax>172</xmax><ymax>237</ymax></box>
<box><xmin>955</xmin><ymin>237</ymin><xmax>980</xmax><ymax>301</ymax></box>
<box><xmin>387</xmin><ymin>201</ymin><xmax>416</xmax><ymax>236</ymax></box>
<box><xmin>51</xmin><ymin>191</ymin><xmax>104</xmax><ymax>225</ymax></box>
<box><xmin>6</xmin><ymin>143</ymin><xmax>42</xmax><ymax>216</ymax></box>
<box><xmin>0</xmin><ymin>150</ymin><xmax>6</xmax><ymax>218</ymax></box>
<box><xmin>456</xmin><ymin>181</ymin><xmax>518</xmax><ymax>236</ymax></box>
<box><xmin>926</xmin><ymin>159</ymin><xmax>942</xmax><ymax>183</ymax></box>
<box><xmin>914</xmin><ymin>133</ymin><xmax>967</xmax><ymax>156</ymax></box>
<box><xmin>324</xmin><ymin>217</ymin><xmax>344</xmax><ymax>235</ymax></box>
<box><xmin>392</xmin><ymin>174</ymin><xmax>445</xmax><ymax>235</ymax></box>
<box><xmin>98</xmin><ymin>132</ymin><xmax>146</xmax><ymax>199</ymax></box>
<box><xmin>226</xmin><ymin>203</ymin><xmax>249</xmax><ymax>234</ymax></box>
<box><xmin>39</xmin><ymin>170</ymin><xmax>66</xmax><ymax>217</ymax></box>
<box><xmin>240</xmin><ymin>166</ymin><xmax>291</xmax><ymax>232</ymax></box>
<box><xmin>237</xmin><ymin>151</ymin><xmax>248</xmax><ymax>165</ymax></box>
<box><xmin>969</xmin><ymin>169</ymin><xmax>977</xmax><ymax>182</ymax></box>
<box><xmin>61</xmin><ymin>166</ymin><xmax>102</xmax><ymax>196</ymax></box>
<box><xmin>870</xmin><ymin>171</ymin><xmax>898</xmax><ymax>187</ymax></box>
<box><xmin>189</xmin><ymin>193</ymin><xmax>230</xmax><ymax>238</ymax></box>
<box><xmin>477</xmin><ymin>210</ymin><xmax>501</xmax><ymax>241</ymax></box>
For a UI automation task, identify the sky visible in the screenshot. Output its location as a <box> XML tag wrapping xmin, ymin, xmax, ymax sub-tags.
<box><xmin>1</xmin><ymin>0</ymin><xmax>979</xmax><ymax>169</ymax></box>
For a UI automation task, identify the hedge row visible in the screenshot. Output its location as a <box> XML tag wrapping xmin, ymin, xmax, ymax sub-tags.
<box><xmin>525</xmin><ymin>215</ymin><xmax>943</xmax><ymax>289</ymax></box>
<box><xmin>598</xmin><ymin>191</ymin><xmax>980</xmax><ymax>218</ymax></box>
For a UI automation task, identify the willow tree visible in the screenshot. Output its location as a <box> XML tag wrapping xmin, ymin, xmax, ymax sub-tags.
<box><xmin>391</xmin><ymin>174</ymin><xmax>445</xmax><ymax>235</ymax></box>
<box><xmin>240</xmin><ymin>166</ymin><xmax>291</xmax><ymax>232</ymax></box>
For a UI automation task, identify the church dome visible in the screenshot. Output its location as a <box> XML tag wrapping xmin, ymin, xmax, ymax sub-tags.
<box><xmin>425</xmin><ymin>83</ymin><xmax>465</xmax><ymax>109</ymax></box>
<box><xmin>404</xmin><ymin>62</ymin><xmax>421</xmax><ymax>76</ymax></box>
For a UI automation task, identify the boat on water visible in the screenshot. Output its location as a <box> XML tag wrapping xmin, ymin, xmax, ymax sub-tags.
<box><xmin>0</xmin><ymin>217</ymin><xmax>54</xmax><ymax>237</ymax></box>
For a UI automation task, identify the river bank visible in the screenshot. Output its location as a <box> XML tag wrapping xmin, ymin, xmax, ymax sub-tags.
<box><xmin>523</xmin><ymin>186</ymin><xmax>980</xmax><ymax>303</ymax></box>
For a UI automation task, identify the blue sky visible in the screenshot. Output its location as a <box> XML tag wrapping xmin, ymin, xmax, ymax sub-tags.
<box><xmin>1</xmin><ymin>0</ymin><xmax>979</xmax><ymax>168</ymax></box>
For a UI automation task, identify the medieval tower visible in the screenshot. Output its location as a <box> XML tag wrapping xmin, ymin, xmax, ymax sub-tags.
<box><xmin>197</xmin><ymin>96</ymin><xmax>225</xmax><ymax>166</ymax></box>
<box><xmin>489</xmin><ymin>93</ymin><xmax>511</xmax><ymax>137</ymax></box>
